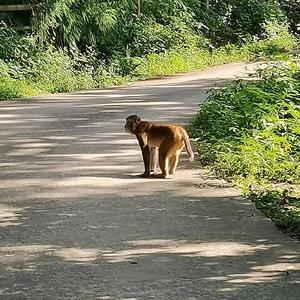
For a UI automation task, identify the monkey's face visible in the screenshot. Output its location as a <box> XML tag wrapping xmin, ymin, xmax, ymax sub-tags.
<box><xmin>124</xmin><ymin>115</ymin><xmax>141</xmax><ymax>133</ymax></box>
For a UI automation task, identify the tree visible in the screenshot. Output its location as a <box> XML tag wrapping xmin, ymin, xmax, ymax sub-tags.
<box><xmin>137</xmin><ymin>0</ymin><xmax>141</xmax><ymax>18</ymax></box>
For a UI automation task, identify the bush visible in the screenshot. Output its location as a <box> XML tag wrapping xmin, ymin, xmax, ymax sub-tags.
<box><xmin>128</xmin><ymin>17</ymin><xmax>208</xmax><ymax>57</ymax></box>
<box><xmin>195</xmin><ymin>0</ymin><xmax>286</xmax><ymax>46</ymax></box>
<box><xmin>190</xmin><ymin>61</ymin><xmax>300</xmax><ymax>236</ymax></box>
<box><xmin>279</xmin><ymin>0</ymin><xmax>300</xmax><ymax>35</ymax></box>
<box><xmin>0</xmin><ymin>16</ymin><xmax>297</xmax><ymax>101</ymax></box>
<box><xmin>0</xmin><ymin>25</ymin><xmax>97</xmax><ymax>97</ymax></box>
<box><xmin>245</xmin><ymin>21</ymin><xmax>297</xmax><ymax>58</ymax></box>
<box><xmin>0</xmin><ymin>77</ymin><xmax>41</xmax><ymax>100</ymax></box>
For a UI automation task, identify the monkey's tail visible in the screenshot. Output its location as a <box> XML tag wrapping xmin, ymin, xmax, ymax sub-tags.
<box><xmin>182</xmin><ymin>129</ymin><xmax>194</xmax><ymax>161</ymax></box>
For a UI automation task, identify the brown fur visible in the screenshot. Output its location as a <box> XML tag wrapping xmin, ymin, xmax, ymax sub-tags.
<box><xmin>125</xmin><ymin>115</ymin><xmax>194</xmax><ymax>178</ymax></box>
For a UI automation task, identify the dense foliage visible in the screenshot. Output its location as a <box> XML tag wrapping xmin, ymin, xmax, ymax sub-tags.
<box><xmin>0</xmin><ymin>22</ymin><xmax>296</xmax><ymax>100</ymax></box>
<box><xmin>190</xmin><ymin>62</ymin><xmax>300</xmax><ymax>236</ymax></box>
<box><xmin>279</xmin><ymin>0</ymin><xmax>300</xmax><ymax>34</ymax></box>
<box><xmin>33</xmin><ymin>0</ymin><xmax>287</xmax><ymax>52</ymax></box>
<box><xmin>1</xmin><ymin>0</ymin><xmax>298</xmax><ymax>100</ymax></box>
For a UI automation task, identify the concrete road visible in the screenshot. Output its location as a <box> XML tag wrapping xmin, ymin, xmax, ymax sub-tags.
<box><xmin>0</xmin><ymin>63</ymin><xmax>299</xmax><ymax>299</ymax></box>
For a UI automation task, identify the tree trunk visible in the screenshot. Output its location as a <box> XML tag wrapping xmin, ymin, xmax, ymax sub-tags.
<box><xmin>137</xmin><ymin>0</ymin><xmax>141</xmax><ymax>18</ymax></box>
<box><xmin>204</xmin><ymin>0</ymin><xmax>209</xmax><ymax>9</ymax></box>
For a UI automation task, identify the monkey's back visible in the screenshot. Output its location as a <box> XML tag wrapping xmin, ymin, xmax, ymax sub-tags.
<box><xmin>137</xmin><ymin>121</ymin><xmax>184</xmax><ymax>147</ymax></box>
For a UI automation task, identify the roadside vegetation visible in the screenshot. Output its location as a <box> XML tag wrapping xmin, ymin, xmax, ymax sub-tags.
<box><xmin>0</xmin><ymin>0</ymin><xmax>299</xmax><ymax>100</ymax></box>
<box><xmin>190</xmin><ymin>61</ymin><xmax>300</xmax><ymax>237</ymax></box>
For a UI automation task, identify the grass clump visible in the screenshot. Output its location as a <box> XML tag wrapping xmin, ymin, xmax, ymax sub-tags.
<box><xmin>190</xmin><ymin>61</ymin><xmax>300</xmax><ymax>237</ymax></box>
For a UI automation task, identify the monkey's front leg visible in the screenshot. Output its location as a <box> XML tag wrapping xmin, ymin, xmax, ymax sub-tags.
<box><xmin>138</xmin><ymin>138</ymin><xmax>151</xmax><ymax>177</ymax></box>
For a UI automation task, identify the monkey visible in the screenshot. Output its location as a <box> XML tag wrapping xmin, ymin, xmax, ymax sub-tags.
<box><xmin>124</xmin><ymin>115</ymin><xmax>194</xmax><ymax>178</ymax></box>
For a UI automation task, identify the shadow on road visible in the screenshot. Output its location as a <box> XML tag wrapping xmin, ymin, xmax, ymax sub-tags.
<box><xmin>0</xmin><ymin>193</ymin><xmax>299</xmax><ymax>299</ymax></box>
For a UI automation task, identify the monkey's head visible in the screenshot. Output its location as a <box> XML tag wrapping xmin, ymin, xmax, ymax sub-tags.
<box><xmin>124</xmin><ymin>115</ymin><xmax>141</xmax><ymax>133</ymax></box>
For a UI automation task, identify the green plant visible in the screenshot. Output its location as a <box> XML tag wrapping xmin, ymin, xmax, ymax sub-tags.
<box><xmin>0</xmin><ymin>77</ymin><xmax>41</xmax><ymax>100</ymax></box>
<box><xmin>0</xmin><ymin>1</ymin><xmax>297</xmax><ymax>101</ymax></box>
<box><xmin>279</xmin><ymin>0</ymin><xmax>300</xmax><ymax>35</ymax></box>
<box><xmin>190</xmin><ymin>61</ymin><xmax>300</xmax><ymax>236</ymax></box>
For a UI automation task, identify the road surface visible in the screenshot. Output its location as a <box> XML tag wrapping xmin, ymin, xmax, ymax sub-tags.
<box><xmin>0</xmin><ymin>63</ymin><xmax>299</xmax><ymax>299</ymax></box>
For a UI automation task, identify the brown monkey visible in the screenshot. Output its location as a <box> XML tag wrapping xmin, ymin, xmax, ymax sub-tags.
<box><xmin>124</xmin><ymin>115</ymin><xmax>194</xmax><ymax>178</ymax></box>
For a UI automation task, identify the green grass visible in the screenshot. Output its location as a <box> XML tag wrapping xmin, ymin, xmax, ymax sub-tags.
<box><xmin>190</xmin><ymin>61</ymin><xmax>300</xmax><ymax>237</ymax></box>
<box><xmin>0</xmin><ymin>77</ymin><xmax>41</xmax><ymax>100</ymax></box>
<box><xmin>0</xmin><ymin>28</ymin><xmax>297</xmax><ymax>101</ymax></box>
<box><xmin>135</xmin><ymin>46</ymin><xmax>242</xmax><ymax>79</ymax></box>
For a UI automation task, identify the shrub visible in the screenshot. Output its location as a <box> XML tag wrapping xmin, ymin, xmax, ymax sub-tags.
<box><xmin>190</xmin><ymin>61</ymin><xmax>300</xmax><ymax>235</ymax></box>
<box><xmin>0</xmin><ymin>16</ymin><xmax>297</xmax><ymax>101</ymax></box>
<box><xmin>245</xmin><ymin>21</ymin><xmax>297</xmax><ymax>58</ymax></box>
<box><xmin>0</xmin><ymin>77</ymin><xmax>41</xmax><ymax>100</ymax></box>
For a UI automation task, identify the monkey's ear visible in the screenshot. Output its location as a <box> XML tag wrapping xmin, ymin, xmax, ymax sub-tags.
<box><xmin>131</xmin><ymin>115</ymin><xmax>141</xmax><ymax>122</ymax></box>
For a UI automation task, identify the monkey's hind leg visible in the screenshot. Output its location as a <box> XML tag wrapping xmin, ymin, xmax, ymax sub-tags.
<box><xmin>153</xmin><ymin>140</ymin><xmax>180</xmax><ymax>178</ymax></box>
<box><xmin>169</xmin><ymin>143</ymin><xmax>184</xmax><ymax>175</ymax></box>
<box><xmin>169</xmin><ymin>154</ymin><xmax>179</xmax><ymax>174</ymax></box>
<box><xmin>154</xmin><ymin>150</ymin><xmax>169</xmax><ymax>178</ymax></box>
